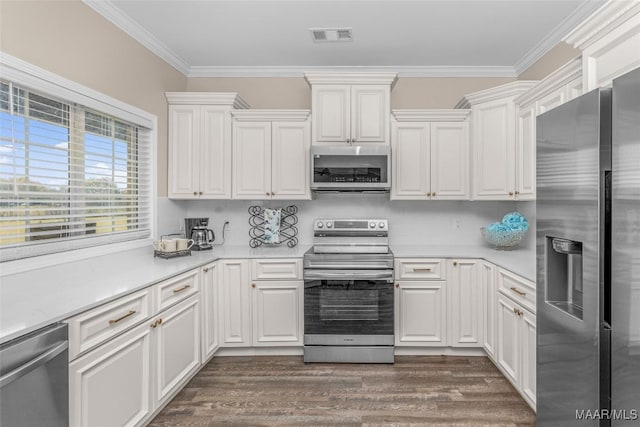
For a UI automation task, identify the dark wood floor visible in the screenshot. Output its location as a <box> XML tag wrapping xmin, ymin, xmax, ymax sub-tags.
<box><xmin>148</xmin><ymin>356</ymin><xmax>536</xmax><ymax>426</ymax></box>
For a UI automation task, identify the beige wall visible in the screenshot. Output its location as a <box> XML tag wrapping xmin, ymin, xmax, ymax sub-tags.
<box><xmin>0</xmin><ymin>0</ymin><xmax>187</xmax><ymax>197</ymax></box>
<box><xmin>188</xmin><ymin>76</ymin><xmax>515</xmax><ymax>109</ymax></box>
<box><xmin>517</xmin><ymin>42</ymin><xmax>581</xmax><ymax>80</ymax></box>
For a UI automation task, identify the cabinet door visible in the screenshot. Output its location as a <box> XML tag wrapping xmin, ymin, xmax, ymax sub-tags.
<box><xmin>516</xmin><ymin>105</ymin><xmax>536</xmax><ymax>200</ymax></box>
<box><xmin>201</xmin><ymin>262</ymin><xmax>220</xmax><ymax>361</ymax></box>
<box><xmin>233</xmin><ymin>121</ymin><xmax>271</xmax><ymax>199</ymax></box>
<box><xmin>497</xmin><ymin>295</ymin><xmax>520</xmax><ymax>385</ymax></box>
<box><xmin>153</xmin><ymin>296</ymin><xmax>201</xmax><ymax>407</ymax></box>
<box><xmin>69</xmin><ymin>322</ymin><xmax>152</xmax><ymax>427</ymax></box>
<box><xmin>200</xmin><ymin>106</ymin><xmax>232</xmax><ymax>198</ymax></box>
<box><xmin>168</xmin><ymin>105</ymin><xmax>200</xmax><ymax>199</ymax></box>
<box><xmin>471</xmin><ymin>99</ymin><xmax>516</xmax><ymax>199</ymax></box>
<box><xmin>312</xmin><ymin>85</ymin><xmax>350</xmax><ymax>144</ymax></box>
<box><xmin>351</xmin><ymin>85</ymin><xmax>389</xmax><ymax>143</ymax></box>
<box><xmin>271</xmin><ymin>121</ymin><xmax>311</xmax><ymax>200</ymax></box>
<box><xmin>220</xmin><ymin>259</ymin><xmax>251</xmax><ymax>346</ymax></box>
<box><xmin>520</xmin><ymin>308</ymin><xmax>537</xmax><ymax>409</ymax></box>
<box><xmin>395</xmin><ymin>281</ymin><xmax>447</xmax><ymax>346</ymax></box>
<box><xmin>430</xmin><ymin>121</ymin><xmax>469</xmax><ymax>199</ymax></box>
<box><xmin>448</xmin><ymin>260</ymin><xmax>482</xmax><ymax>347</ymax></box>
<box><xmin>391</xmin><ymin>121</ymin><xmax>430</xmax><ymax>199</ymax></box>
<box><xmin>481</xmin><ymin>261</ymin><xmax>497</xmax><ymax>360</ymax></box>
<box><xmin>251</xmin><ymin>280</ymin><xmax>303</xmax><ymax>346</ymax></box>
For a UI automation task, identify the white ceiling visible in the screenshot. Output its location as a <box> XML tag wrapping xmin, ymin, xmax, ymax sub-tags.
<box><xmin>84</xmin><ymin>0</ymin><xmax>604</xmax><ymax>77</ymax></box>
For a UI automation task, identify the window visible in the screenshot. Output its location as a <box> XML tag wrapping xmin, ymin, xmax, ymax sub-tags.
<box><xmin>0</xmin><ymin>81</ymin><xmax>152</xmax><ymax>260</ymax></box>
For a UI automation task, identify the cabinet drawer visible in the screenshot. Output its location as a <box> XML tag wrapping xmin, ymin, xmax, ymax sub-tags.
<box><xmin>395</xmin><ymin>259</ymin><xmax>446</xmax><ymax>280</ymax></box>
<box><xmin>251</xmin><ymin>259</ymin><xmax>302</xmax><ymax>280</ymax></box>
<box><xmin>154</xmin><ymin>270</ymin><xmax>199</xmax><ymax>312</ymax></box>
<box><xmin>67</xmin><ymin>288</ymin><xmax>151</xmax><ymax>360</ymax></box>
<box><xmin>497</xmin><ymin>268</ymin><xmax>536</xmax><ymax>313</ymax></box>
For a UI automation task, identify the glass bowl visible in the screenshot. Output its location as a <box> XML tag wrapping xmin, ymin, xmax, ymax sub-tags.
<box><xmin>481</xmin><ymin>226</ymin><xmax>526</xmax><ymax>250</ymax></box>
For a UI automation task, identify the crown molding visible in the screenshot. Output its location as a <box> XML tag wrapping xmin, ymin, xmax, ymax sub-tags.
<box><xmin>514</xmin><ymin>58</ymin><xmax>582</xmax><ymax>107</ymax></box>
<box><xmin>165</xmin><ymin>92</ymin><xmax>250</xmax><ymax>108</ymax></box>
<box><xmin>513</xmin><ymin>0</ymin><xmax>605</xmax><ymax>75</ymax></box>
<box><xmin>392</xmin><ymin>109</ymin><xmax>470</xmax><ymax>122</ymax></box>
<box><xmin>564</xmin><ymin>0</ymin><xmax>640</xmax><ymax>49</ymax></box>
<box><xmin>230</xmin><ymin>109</ymin><xmax>311</xmax><ymax>121</ymax></box>
<box><xmin>83</xmin><ymin>0</ymin><xmax>190</xmax><ymax>75</ymax></box>
<box><xmin>189</xmin><ymin>65</ymin><xmax>517</xmax><ymax>78</ymax></box>
<box><xmin>455</xmin><ymin>80</ymin><xmax>539</xmax><ymax>108</ymax></box>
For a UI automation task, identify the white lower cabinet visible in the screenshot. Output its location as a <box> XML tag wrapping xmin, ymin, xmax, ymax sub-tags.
<box><xmin>154</xmin><ymin>296</ymin><xmax>201</xmax><ymax>407</ymax></box>
<box><xmin>447</xmin><ymin>259</ymin><xmax>482</xmax><ymax>347</ymax></box>
<box><xmin>497</xmin><ymin>292</ymin><xmax>537</xmax><ymax>410</ymax></box>
<box><xmin>395</xmin><ymin>280</ymin><xmax>447</xmax><ymax>346</ymax></box>
<box><xmin>220</xmin><ymin>259</ymin><xmax>251</xmax><ymax>346</ymax></box>
<box><xmin>480</xmin><ymin>261</ymin><xmax>497</xmax><ymax>360</ymax></box>
<box><xmin>69</xmin><ymin>293</ymin><xmax>201</xmax><ymax>427</ymax></box>
<box><xmin>201</xmin><ymin>261</ymin><xmax>220</xmax><ymax>361</ymax></box>
<box><xmin>251</xmin><ymin>280</ymin><xmax>303</xmax><ymax>346</ymax></box>
<box><xmin>69</xmin><ymin>321</ymin><xmax>152</xmax><ymax>427</ymax></box>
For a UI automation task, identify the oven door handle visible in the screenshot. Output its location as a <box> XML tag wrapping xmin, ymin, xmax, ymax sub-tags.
<box><xmin>303</xmin><ymin>270</ymin><xmax>394</xmax><ymax>281</ymax></box>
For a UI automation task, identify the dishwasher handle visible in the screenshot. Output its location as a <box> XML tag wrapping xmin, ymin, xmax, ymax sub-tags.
<box><xmin>0</xmin><ymin>341</ymin><xmax>68</xmax><ymax>389</ymax></box>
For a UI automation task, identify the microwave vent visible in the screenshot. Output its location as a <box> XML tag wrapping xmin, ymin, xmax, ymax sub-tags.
<box><xmin>310</xmin><ymin>28</ymin><xmax>353</xmax><ymax>43</ymax></box>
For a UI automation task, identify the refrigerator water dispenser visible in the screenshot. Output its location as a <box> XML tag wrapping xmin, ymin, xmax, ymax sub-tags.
<box><xmin>545</xmin><ymin>237</ymin><xmax>584</xmax><ymax>320</ymax></box>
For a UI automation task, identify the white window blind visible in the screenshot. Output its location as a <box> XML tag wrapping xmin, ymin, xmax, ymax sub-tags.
<box><xmin>0</xmin><ymin>80</ymin><xmax>152</xmax><ymax>261</ymax></box>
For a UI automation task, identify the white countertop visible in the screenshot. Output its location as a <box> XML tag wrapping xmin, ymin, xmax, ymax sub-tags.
<box><xmin>0</xmin><ymin>242</ymin><xmax>534</xmax><ymax>345</ymax></box>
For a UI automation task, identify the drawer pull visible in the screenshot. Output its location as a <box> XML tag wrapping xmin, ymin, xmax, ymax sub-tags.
<box><xmin>108</xmin><ymin>310</ymin><xmax>136</xmax><ymax>325</ymax></box>
<box><xmin>510</xmin><ymin>287</ymin><xmax>526</xmax><ymax>297</ymax></box>
<box><xmin>173</xmin><ymin>285</ymin><xmax>191</xmax><ymax>294</ymax></box>
<box><xmin>150</xmin><ymin>318</ymin><xmax>163</xmax><ymax>328</ymax></box>
<box><xmin>412</xmin><ymin>268</ymin><xmax>432</xmax><ymax>272</ymax></box>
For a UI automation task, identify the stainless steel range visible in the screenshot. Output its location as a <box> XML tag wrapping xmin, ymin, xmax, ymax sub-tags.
<box><xmin>303</xmin><ymin>219</ymin><xmax>394</xmax><ymax>363</ymax></box>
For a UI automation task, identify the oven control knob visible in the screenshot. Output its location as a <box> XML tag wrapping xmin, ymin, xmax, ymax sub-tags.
<box><xmin>316</xmin><ymin>221</ymin><xmax>323</xmax><ymax>228</ymax></box>
<box><xmin>326</xmin><ymin>222</ymin><xmax>333</xmax><ymax>228</ymax></box>
<box><xmin>369</xmin><ymin>222</ymin><xmax>376</xmax><ymax>228</ymax></box>
<box><xmin>378</xmin><ymin>222</ymin><xmax>385</xmax><ymax>229</ymax></box>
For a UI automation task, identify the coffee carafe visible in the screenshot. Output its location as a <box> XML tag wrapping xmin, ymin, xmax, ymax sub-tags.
<box><xmin>185</xmin><ymin>218</ymin><xmax>215</xmax><ymax>251</ymax></box>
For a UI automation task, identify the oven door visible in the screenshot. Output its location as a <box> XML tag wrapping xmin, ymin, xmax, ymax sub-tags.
<box><xmin>303</xmin><ymin>270</ymin><xmax>394</xmax><ymax>345</ymax></box>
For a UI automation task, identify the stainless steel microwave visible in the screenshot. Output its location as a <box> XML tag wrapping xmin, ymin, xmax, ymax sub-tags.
<box><xmin>310</xmin><ymin>144</ymin><xmax>390</xmax><ymax>192</ymax></box>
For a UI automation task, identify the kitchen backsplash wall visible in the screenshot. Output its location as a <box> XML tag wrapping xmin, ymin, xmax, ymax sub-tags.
<box><xmin>165</xmin><ymin>196</ymin><xmax>534</xmax><ymax>253</ymax></box>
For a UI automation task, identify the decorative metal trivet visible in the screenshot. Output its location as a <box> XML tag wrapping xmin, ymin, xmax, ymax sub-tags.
<box><xmin>248</xmin><ymin>205</ymin><xmax>298</xmax><ymax>248</ymax></box>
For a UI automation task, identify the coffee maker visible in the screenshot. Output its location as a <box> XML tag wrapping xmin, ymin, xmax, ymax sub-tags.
<box><xmin>185</xmin><ymin>218</ymin><xmax>215</xmax><ymax>251</ymax></box>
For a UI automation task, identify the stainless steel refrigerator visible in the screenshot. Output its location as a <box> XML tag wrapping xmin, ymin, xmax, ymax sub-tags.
<box><xmin>537</xmin><ymin>67</ymin><xmax>640</xmax><ymax>426</ymax></box>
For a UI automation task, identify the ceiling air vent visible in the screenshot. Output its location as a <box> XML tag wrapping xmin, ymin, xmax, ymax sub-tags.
<box><xmin>310</xmin><ymin>28</ymin><xmax>353</xmax><ymax>43</ymax></box>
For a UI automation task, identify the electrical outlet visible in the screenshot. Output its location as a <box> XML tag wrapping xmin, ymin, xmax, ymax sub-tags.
<box><xmin>453</xmin><ymin>219</ymin><xmax>461</xmax><ymax>230</ymax></box>
<box><xmin>178</xmin><ymin>220</ymin><xmax>184</xmax><ymax>231</ymax></box>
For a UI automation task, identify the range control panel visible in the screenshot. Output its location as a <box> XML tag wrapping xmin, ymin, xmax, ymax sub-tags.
<box><xmin>313</xmin><ymin>219</ymin><xmax>388</xmax><ymax>232</ymax></box>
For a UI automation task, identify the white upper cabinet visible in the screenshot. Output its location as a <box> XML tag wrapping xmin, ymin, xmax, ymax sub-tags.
<box><xmin>456</xmin><ymin>81</ymin><xmax>537</xmax><ymax>200</ymax></box>
<box><xmin>232</xmin><ymin>110</ymin><xmax>311</xmax><ymax>200</ymax></box>
<box><xmin>305</xmin><ymin>73</ymin><xmax>397</xmax><ymax>145</ymax></box>
<box><xmin>564</xmin><ymin>1</ymin><xmax>640</xmax><ymax>91</ymax></box>
<box><xmin>166</xmin><ymin>92</ymin><xmax>248</xmax><ymax>199</ymax></box>
<box><xmin>514</xmin><ymin>58</ymin><xmax>582</xmax><ymax>201</ymax></box>
<box><xmin>391</xmin><ymin>110</ymin><xmax>469</xmax><ymax>200</ymax></box>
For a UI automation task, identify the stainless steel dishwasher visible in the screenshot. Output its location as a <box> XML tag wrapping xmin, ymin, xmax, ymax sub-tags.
<box><xmin>0</xmin><ymin>323</ymin><xmax>69</xmax><ymax>427</ymax></box>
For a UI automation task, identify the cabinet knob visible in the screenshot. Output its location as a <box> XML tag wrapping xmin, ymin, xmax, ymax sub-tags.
<box><xmin>453</xmin><ymin>261</ymin><xmax>458</xmax><ymax>266</ymax></box>
<box><xmin>515</xmin><ymin>191</ymin><xmax>520</xmax><ymax>195</ymax></box>
<box><xmin>199</xmin><ymin>191</ymin><xmax>203</xmax><ymax>195</ymax></box>
<box><xmin>193</xmin><ymin>192</ymin><xmax>197</xmax><ymax>196</ymax></box>
<box><xmin>509</xmin><ymin>192</ymin><xmax>514</xmax><ymax>196</ymax></box>
<box><xmin>203</xmin><ymin>267</ymin><xmax>209</xmax><ymax>273</ymax></box>
<box><xmin>265</xmin><ymin>192</ymin><xmax>270</xmax><ymax>196</ymax></box>
<box><xmin>395</xmin><ymin>283</ymin><xmax>399</xmax><ymax>288</ymax></box>
<box><xmin>432</xmin><ymin>192</ymin><xmax>436</xmax><ymax>197</ymax></box>
<box><xmin>252</xmin><ymin>283</ymin><xmax>256</xmax><ymax>288</ymax></box>
<box><xmin>271</xmin><ymin>192</ymin><xmax>275</xmax><ymax>196</ymax></box>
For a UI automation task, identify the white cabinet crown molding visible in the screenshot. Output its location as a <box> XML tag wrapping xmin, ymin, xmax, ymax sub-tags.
<box><xmin>304</xmin><ymin>72</ymin><xmax>398</xmax><ymax>86</ymax></box>
<box><xmin>230</xmin><ymin>109</ymin><xmax>311</xmax><ymax>121</ymax></box>
<box><xmin>454</xmin><ymin>81</ymin><xmax>539</xmax><ymax>108</ymax></box>
<box><xmin>392</xmin><ymin>109</ymin><xmax>470</xmax><ymax>122</ymax></box>
<box><xmin>564</xmin><ymin>0</ymin><xmax>640</xmax><ymax>49</ymax></box>
<box><xmin>514</xmin><ymin>58</ymin><xmax>582</xmax><ymax>108</ymax></box>
<box><xmin>165</xmin><ymin>92</ymin><xmax>250</xmax><ymax>108</ymax></box>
